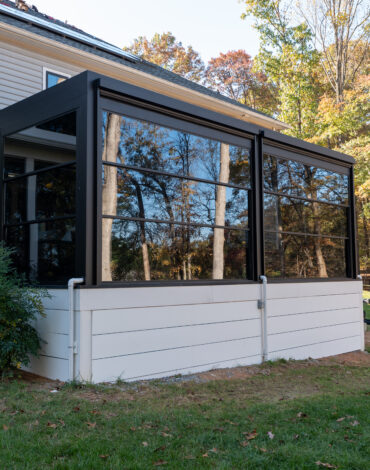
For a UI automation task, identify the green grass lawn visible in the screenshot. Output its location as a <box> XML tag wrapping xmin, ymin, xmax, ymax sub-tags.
<box><xmin>1</xmin><ymin>360</ymin><xmax>369</xmax><ymax>469</ymax></box>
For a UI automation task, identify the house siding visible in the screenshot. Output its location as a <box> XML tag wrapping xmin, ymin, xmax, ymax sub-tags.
<box><xmin>0</xmin><ymin>40</ymin><xmax>82</xmax><ymax>109</ymax></box>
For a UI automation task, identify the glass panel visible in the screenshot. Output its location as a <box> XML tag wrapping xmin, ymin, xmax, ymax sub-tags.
<box><xmin>264</xmin><ymin>194</ymin><xmax>347</xmax><ymax>237</ymax></box>
<box><xmin>102</xmin><ymin>219</ymin><xmax>247</xmax><ymax>282</ymax></box>
<box><xmin>264</xmin><ymin>232</ymin><xmax>346</xmax><ymax>278</ymax></box>
<box><xmin>264</xmin><ymin>154</ymin><xmax>348</xmax><ymax>204</ymax></box>
<box><xmin>4</xmin><ymin>225</ymin><xmax>29</xmax><ymax>277</ymax></box>
<box><xmin>35</xmin><ymin>165</ymin><xmax>76</xmax><ymax>219</ymax></box>
<box><xmin>4</xmin><ymin>112</ymin><xmax>76</xmax><ymax>174</ymax></box>
<box><xmin>5</xmin><ymin>178</ymin><xmax>27</xmax><ymax>224</ymax></box>
<box><xmin>4</xmin><ymin>156</ymin><xmax>25</xmax><ymax>178</ymax></box>
<box><xmin>5</xmin><ymin>165</ymin><xmax>76</xmax><ymax>223</ymax></box>
<box><xmin>102</xmin><ymin>166</ymin><xmax>249</xmax><ymax>228</ymax></box>
<box><xmin>46</xmin><ymin>72</ymin><xmax>68</xmax><ymax>89</ymax></box>
<box><xmin>102</xmin><ymin>111</ymin><xmax>251</xmax><ymax>188</ymax></box>
<box><xmin>33</xmin><ymin>219</ymin><xmax>76</xmax><ymax>284</ymax></box>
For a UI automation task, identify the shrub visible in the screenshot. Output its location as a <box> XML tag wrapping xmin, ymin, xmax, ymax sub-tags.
<box><xmin>0</xmin><ymin>244</ymin><xmax>49</xmax><ymax>376</ymax></box>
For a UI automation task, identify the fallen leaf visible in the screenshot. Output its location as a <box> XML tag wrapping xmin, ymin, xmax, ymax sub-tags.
<box><xmin>350</xmin><ymin>420</ymin><xmax>359</xmax><ymax>427</ymax></box>
<box><xmin>242</xmin><ymin>429</ymin><xmax>258</xmax><ymax>440</ymax></box>
<box><xmin>336</xmin><ymin>417</ymin><xmax>345</xmax><ymax>422</ymax></box>
<box><xmin>58</xmin><ymin>419</ymin><xmax>65</xmax><ymax>427</ymax></box>
<box><xmin>268</xmin><ymin>431</ymin><xmax>275</xmax><ymax>440</ymax></box>
<box><xmin>315</xmin><ymin>461</ymin><xmax>338</xmax><ymax>469</ymax></box>
<box><xmin>130</xmin><ymin>426</ymin><xmax>136</xmax><ymax>431</ymax></box>
<box><xmin>142</xmin><ymin>441</ymin><xmax>149</xmax><ymax>447</ymax></box>
<box><xmin>185</xmin><ymin>455</ymin><xmax>195</xmax><ymax>460</ymax></box>
<box><xmin>99</xmin><ymin>455</ymin><xmax>109</xmax><ymax>459</ymax></box>
<box><xmin>202</xmin><ymin>453</ymin><xmax>208</xmax><ymax>458</ymax></box>
<box><xmin>213</xmin><ymin>427</ymin><xmax>225</xmax><ymax>432</ymax></box>
<box><xmin>294</xmin><ymin>434</ymin><xmax>299</xmax><ymax>440</ymax></box>
<box><xmin>297</xmin><ymin>412</ymin><xmax>308</xmax><ymax>418</ymax></box>
<box><xmin>240</xmin><ymin>440</ymin><xmax>250</xmax><ymax>447</ymax></box>
<box><xmin>160</xmin><ymin>432</ymin><xmax>171</xmax><ymax>437</ymax></box>
<box><xmin>209</xmin><ymin>448</ymin><xmax>218</xmax><ymax>453</ymax></box>
<box><xmin>73</xmin><ymin>406</ymin><xmax>80</xmax><ymax>412</ymax></box>
<box><xmin>260</xmin><ymin>447</ymin><xmax>267</xmax><ymax>452</ymax></box>
<box><xmin>3</xmin><ymin>424</ymin><xmax>9</xmax><ymax>431</ymax></box>
<box><xmin>154</xmin><ymin>446</ymin><xmax>166</xmax><ymax>452</ymax></box>
<box><xmin>153</xmin><ymin>460</ymin><xmax>167</xmax><ymax>466</ymax></box>
<box><xmin>87</xmin><ymin>422</ymin><xmax>96</xmax><ymax>429</ymax></box>
<box><xmin>47</xmin><ymin>422</ymin><xmax>57</xmax><ymax>429</ymax></box>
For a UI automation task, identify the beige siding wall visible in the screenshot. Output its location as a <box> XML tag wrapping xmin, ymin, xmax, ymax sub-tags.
<box><xmin>0</xmin><ymin>40</ymin><xmax>82</xmax><ymax>109</ymax></box>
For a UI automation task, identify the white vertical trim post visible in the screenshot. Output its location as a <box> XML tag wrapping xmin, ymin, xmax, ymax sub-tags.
<box><xmin>68</xmin><ymin>278</ymin><xmax>84</xmax><ymax>381</ymax></box>
<box><xmin>260</xmin><ymin>275</ymin><xmax>268</xmax><ymax>361</ymax></box>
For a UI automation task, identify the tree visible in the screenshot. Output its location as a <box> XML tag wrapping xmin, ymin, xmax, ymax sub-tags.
<box><xmin>205</xmin><ymin>50</ymin><xmax>278</xmax><ymax>115</ymax></box>
<box><xmin>125</xmin><ymin>32</ymin><xmax>205</xmax><ymax>83</ymax></box>
<box><xmin>297</xmin><ymin>0</ymin><xmax>370</xmax><ymax>105</ymax></box>
<box><xmin>241</xmin><ymin>1</ymin><xmax>321</xmax><ymax>139</ymax></box>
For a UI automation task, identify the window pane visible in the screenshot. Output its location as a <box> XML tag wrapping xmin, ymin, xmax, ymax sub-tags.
<box><xmin>5</xmin><ymin>165</ymin><xmax>76</xmax><ymax>223</ymax></box>
<box><xmin>4</xmin><ymin>156</ymin><xmax>25</xmax><ymax>178</ymax></box>
<box><xmin>264</xmin><ymin>232</ymin><xmax>346</xmax><ymax>278</ymax></box>
<box><xmin>102</xmin><ymin>166</ymin><xmax>249</xmax><ymax>228</ymax></box>
<box><xmin>102</xmin><ymin>219</ymin><xmax>247</xmax><ymax>282</ymax></box>
<box><xmin>4</xmin><ymin>112</ymin><xmax>76</xmax><ymax>174</ymax></box>
<box><xmin>4</xmin><ymin>225</ymin><xmax>29</xmax><ymax>277</ymax></box>
<box><xmin>46</xmin><ymin>72</ymin><xmax>68</xmax><ymax>89</ymax></box>
<box><xmin>5</xmin><ymin>178</ymin><xmax>27</xmax><ymax>224</ymax></box>
<box><xmin>264</xmin><ymin>155</ymin><xmax>348</xmax><ymax>204</ymax></box>
<box><xmin>102</xmin><ymin>111</ymin><xmax>251</xmax><ymax>188</ymax></box>
<box><xmin>264</xmin><ymin>194</ymin><xmax>347</xmax><ymax>237</ymax></box>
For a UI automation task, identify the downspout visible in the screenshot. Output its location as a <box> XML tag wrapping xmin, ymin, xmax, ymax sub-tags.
<box><xmin>68</xmin><ymin>278</ymin><xmax>84</xmax><ymax>381</ymax></box>
<box><xmin>259</xmin><ymin>275</ymin><xmax>268</xmax><ymax>362</ymax></box>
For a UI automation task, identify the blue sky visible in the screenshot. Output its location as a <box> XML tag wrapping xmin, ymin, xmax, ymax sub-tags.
<box><xmin>32</xmin><ymin>0</ymin><xmax>260</xmax><ymax>63</ymax></box>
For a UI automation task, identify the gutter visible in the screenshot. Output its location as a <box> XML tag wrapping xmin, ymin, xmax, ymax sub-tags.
<box><xmin>68</xmin><ymin>277</ymin><xmax>84</xmax><ymax>381</ymax></box>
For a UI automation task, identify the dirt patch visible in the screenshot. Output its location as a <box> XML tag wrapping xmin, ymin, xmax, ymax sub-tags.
<box><xmin>12</xmin><ymin>350</ymin><xmax>370</xmax><ymax>389</ymax></box>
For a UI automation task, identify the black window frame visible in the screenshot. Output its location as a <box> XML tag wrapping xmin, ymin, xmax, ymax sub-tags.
<box><xmin>0</xmin><ymin>71</ymin><xmax>359</xmax><ymax>287</ymax></box>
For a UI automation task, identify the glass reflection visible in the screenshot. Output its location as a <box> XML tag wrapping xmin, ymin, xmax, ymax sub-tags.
<box><xmin>264</xmin><ymin>194</ymin><xmax>347</xmax><ymax>237</ymax></box>
<box><xmin>264</xmin><ymin>154</ymin><xmax>348</xmax><ymax>204</ymax></box>
<box><xmin>265</xmin><ymin>232</ymin><xmax>346</xmax><ymax>278</ymax></box>
<box><xmin>102</xmin><ymin>219</ymin><xmax>247</xmax><ymax>282</ymax></box>
<box><xmin>102</xmin><ymin>112</ymin><xmax>251</xmax><ymax>187</ymax></box>
<box><xmin>102</xmin><ymin>167</ymin><xmax>249</xmax><ymax>228</ymax></box>
<box><xmin>3</xmin><ymin>112</ymin><xmax>77</xmax><ymax>284</ymax></box>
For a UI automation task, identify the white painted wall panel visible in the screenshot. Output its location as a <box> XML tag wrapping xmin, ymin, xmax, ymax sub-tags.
<box><xmin>26</xmin><ymin>355</ymin><xmax>69</xmax><ymax>381</ymax></box>
<box><xmin>79</xmin><ymin>284</ymin><xmax>260</xmax><ymax>311</ymax></box>
<box><xmin>267</xmin><ymin>281</ymin><xmax>362</xmax><ymax>299</ymax></box>
<box><xmin>268</xmin><ymin>336</ymin><xmax>362</xmax><ymax>362</ymax></box>
<box><xmin>268</xmin><ymin>294</ymin><xmax>359</xmax><ymax>317</ymax></box>
<box><xmin>268</xmin><ymin>308</ymin><xmax>359</xmax><ymax>334</ymax></box>
<box><xmin>35</xmin><ymin>309</ymin><xmax>69</xmax><ymax>335</ymax></box>
<box><xmin>39</xmin><ymin>332</ymin><xmax>69</xmax><ymax>360</ymax></box>
<box><xmin>269</xmin><ymin>322</ymin><xmax>361</xmax><ymax>353</ymax></box>
<box><xmin>92</xmin><ymin>300</ymin><xmax>259</xmax><ymax>335</ymax></box>
<box><xmin>92</xmin><ymin>319</ymin><xmax>261</xmax><ymax>360</ymax></box>
<box><xmin>92</xmin><ymin>337</ymin><xmax>262</xmax><ymax>382</ymax></box>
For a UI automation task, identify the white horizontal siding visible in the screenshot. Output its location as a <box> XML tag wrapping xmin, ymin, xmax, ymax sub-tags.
<box><xmin>0</xmin><ymin>41</ymin><xmax>82</xmax><ymax>109</ymax></box>
<box><xmin>92</xmin><ymin>338</ymin><xmax>262</xmax><ymax>383</ymax></box>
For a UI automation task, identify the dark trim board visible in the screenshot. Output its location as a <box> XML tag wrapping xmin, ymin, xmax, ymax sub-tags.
<box><xmin>0</xmin><ymin>71</ymin><xmax>359</xmax><ymax>287</ymax></box>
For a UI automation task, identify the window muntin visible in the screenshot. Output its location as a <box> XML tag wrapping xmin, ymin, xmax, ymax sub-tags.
<box><xmin>3</xmin><ymin>112</ymin><xmax>77</xmax><ymax>284</ymax></box>
<box><xmin>263</xmin><ymin>154</ymin><xmax>349</xmax><ymax>279</ymax></box>
<box><xmin>101</xmin><ymin>110</ymin><xmax>251</xmax><ymax>282</ymax></box>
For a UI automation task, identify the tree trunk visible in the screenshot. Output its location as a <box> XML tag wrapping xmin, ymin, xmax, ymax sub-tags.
<box><xmin>101</xmin><ymin>114</ymin><xmax>121</xmax><ymax>281</ymax></box>
<box><xmin>312</xmin><ymin>200</ymin><xmax>328</xmax><ymax>278</ymax></box>
<box><xmin>131</xmin><ymin>178</ymin><xmax>151</xmax><ymax>281</ymax></box>
<box><xmin>213</xmin><ymin>143</ymin><xmax>230</xmax><ymax>279</ymax></box>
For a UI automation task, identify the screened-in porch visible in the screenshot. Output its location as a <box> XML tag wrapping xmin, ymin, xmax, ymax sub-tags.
<box><xmin>0</xmin><ymin>72</ymin><xmax>363</xmax><ymax>382</ymax></box>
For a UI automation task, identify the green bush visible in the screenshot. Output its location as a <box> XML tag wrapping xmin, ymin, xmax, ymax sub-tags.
<box><xmin>0</xmin><ymin>244</ymin><xmax>48</xmax><ymax>376</ymax></box>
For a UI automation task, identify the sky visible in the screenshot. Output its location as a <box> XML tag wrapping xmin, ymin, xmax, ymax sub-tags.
<box><xmin>31</xmin><ymin>0</ymin><xmax>260</xmax><ymax>63</ymax></box>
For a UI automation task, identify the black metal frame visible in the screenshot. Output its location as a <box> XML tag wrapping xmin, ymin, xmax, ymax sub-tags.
<box><xmin>0</xmin><ymin>71</ymin><xmax>360</xmax><ymax>287</ymax></box>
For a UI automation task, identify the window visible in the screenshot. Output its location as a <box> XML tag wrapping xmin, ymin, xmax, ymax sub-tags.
<box><xmin>3</xmin><ymin>112</ymin><xmax>77</xmax><ymax>284</ymax></box>
<box><xmin>43</xmin><ymin>68</ymin><xmax>70</xmax><ymax>89</ymax></box>
<box><xmin>100</xmin><ymin>110</ymin><xmax>251</xmax><ymax>282</ymax></box>
<box><xmin>263</xmin><ymin>154</ymin><xmax>349</xmax><ymax>278</ymax></box>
